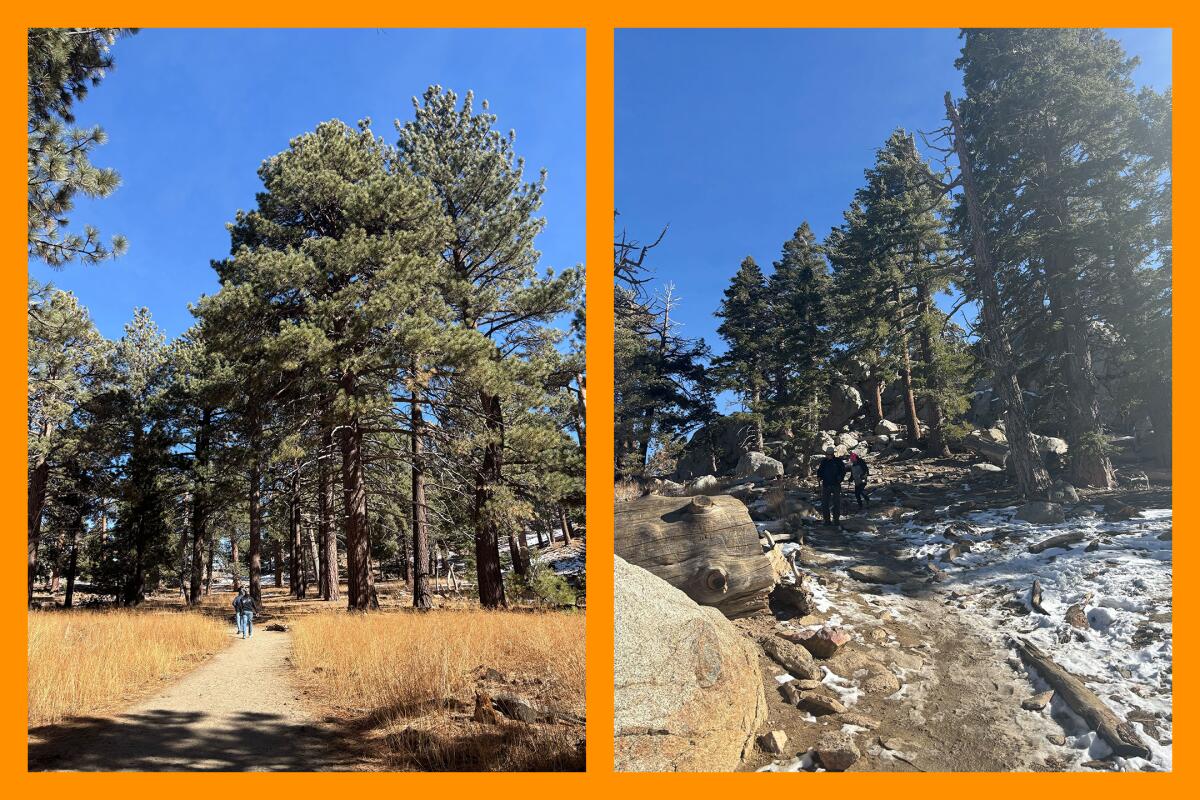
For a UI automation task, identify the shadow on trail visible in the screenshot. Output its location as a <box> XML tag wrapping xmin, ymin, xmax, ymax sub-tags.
<box><xmin>29</xmin><ymin>708</ymin><xmax>349</xmax><ymax>772</ymax></box>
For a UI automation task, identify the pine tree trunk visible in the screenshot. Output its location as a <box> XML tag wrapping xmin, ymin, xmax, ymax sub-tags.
<box><xmin>176</xmin><ymin>509</ymin><xmax>189</xmax><ymax>599</ymax></box>
<box><xmin>871</xmin><ymin>379</ymin><xmax>885</xmax><ymax>422</ymax></box>
<box><xmin>274</xmin><ymin>540</ymin><xmax>283</xmax><ymax>588</ymax></box>
<box><xmin>230</xmin><ymin>537</ymin><xmax>240</xmax><ymax>592</ymax></box>
<box><xmin>289</xmin><ymin>469</ymin><xmax>305</xmax><ymax>599</ymax></box>
<box><xmin>897</xmin><ymin>313</ymin><xmax>923</xmax><ymax>443</ymax></box>
<box><xmin>28</xmin><ymin>458</ymin><xmax>49</xmax><ymax>607</ymax></box>
<box><xmin>248</xmin><ymin>455</ymin><xmax>263</xmax><ymax>605</ymax></box>
<box><xmin>189</xmin><ymin>408</ymin><xmax>211</xmax><ymax>604</ymax></box>
<box><xmin>475</xmin><ymin>390</ymin><xmax>507</xmax><ymax>609</ymax></box>
<box><xmin>204</xmin><ymin>526</ymin><xmax>214</xmax><ymax>595</ymax></box>
<box><xmin>63</xmin><ymin>511</ymin><xmax>81</xmax><ymax>609</ymax></box>
<box><xmin>318</xmin><ymin>426</ymin><xmax>339</xmax><ymax>601</ymax></box>
<box><xmin>559</xmin><ymin>506</ymin><xmax>574</xmax><ymax>545</ymax></box>
<box><xmin>946</xmin><ymin>92</ymin><xmax>1051</xmax><ymax>499</ymax></box>
<box><xmin>915</xmin><ymin>285</ymin><xmax>950</xmax><ymax>457</ymax></box>
<box><xmin>306</xmin><ymin>525</ymin><xmax>319</xmax><ymax>591</ymax></box>
<box><xmin>1045</xmin><ymin>259</ymin><xmax>1116</xmax><ymax>488</ymax></box>
<box><xmin>1147</xmin><ymin>381</ymin><xmax>1172</xmax><ymax>467</ymax></box>
<box><xmin>411</xmin><ymin>381</ymin><xmax>432</xmax><ymax>610</ymax></box>
<box><xmin>339</xmin><ymin>387</ymin><xmax>376</xmax><ymax>610</ymax></box>
<box><xmin>573</xmin><ymin>372</ymin><xmax>587</xmax><ymax>450</ymax></box>
<box><xmin>508</xmin><ymin>529</ymin><xmax>529</xmax><ymax>578</ymax></box>
<box><xmin>752</xmin><ymin>386</ymin><xmax>765</xmax><ymax>451</ymax></box>
<box><xmin>50</xmin><ymin>528</ymin><xmax>65</xmax><ymax>595</ymax></box>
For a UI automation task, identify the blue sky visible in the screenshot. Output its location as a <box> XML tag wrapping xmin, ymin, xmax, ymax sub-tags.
<box><xmin>615</xmin><ymin>28</ymin><xmax>1172</xmax><ymax>413</ymax></box>
<box><xmin>31</xmin><ymin>28</ymin><xmax>586</xmax><ymax>341</ymax></box>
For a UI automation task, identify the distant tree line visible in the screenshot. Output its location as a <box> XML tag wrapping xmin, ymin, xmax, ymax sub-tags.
<box><xmin>28</xmin><ymin>30</ymin><xmax>585</xmax><ymax>609</ymax></box>
<box><xmin>615</xmin><ymin>28</ymin><xmax>1171</xmax><ymax>496</ymax></box>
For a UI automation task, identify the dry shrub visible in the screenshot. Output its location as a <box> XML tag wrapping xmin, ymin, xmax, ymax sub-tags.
<box><xmin>614</xmin><ymin>478</ymin><xmax>643</xmax><ymax>503</ymax></box>
<box><xmin>28</xmin><ymin>609</ymin><xmax>228</xmax><ymax>727</ymax></box>
<box><xmin>290</xmin><ymin>609</ymin><xmax>585</xmax><ymax>770</ymax></box>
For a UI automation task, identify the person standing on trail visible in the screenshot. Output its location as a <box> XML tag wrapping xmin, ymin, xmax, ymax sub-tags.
<box><xmin>234</xmin><ymin>587</ymin><xmax>255</xmax><ymax>639</ymax></box>
<box><xmin>816</xmin><ymin>447</ymin><xmax>848</xmax><ymax>527</ymax></box>
<box><xmin>848</xmin><ymin>451</ymin><xmax>871</xmax><ymax>509</ymax></box>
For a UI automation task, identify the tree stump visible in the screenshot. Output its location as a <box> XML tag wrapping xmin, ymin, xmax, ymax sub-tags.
<box><xmin>614</xmin><ymin>494</ymin><xmax>775</xmax><ymax>618</ymax></box>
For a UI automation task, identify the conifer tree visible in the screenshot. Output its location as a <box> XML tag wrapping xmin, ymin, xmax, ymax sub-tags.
<box><xmin>713</xmin><ymin>257</ymin><xmax>771</xmax><ymax>451</ymax></box>
<box><xmin>954</xmin><ymin>28</ymin><xmax>1164</xmax><ymax>487</ymax></box>
<box><xmin>397</xmin><ymin>87</ymin><xmax>580</xmax><ymax>608</ymax></box>
<box><xmin>27</xmin><ymin>28</ymin><xmax>134</xmax><ymax>267</ymax></box>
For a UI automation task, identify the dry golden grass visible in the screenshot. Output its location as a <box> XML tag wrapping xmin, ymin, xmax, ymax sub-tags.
<box><xmin>290</xmin><ymin>609</ymin><xmax>585</xmax><ymax>770</ymax></box>
<box><xmin>28</xmin><ymin>609</ymin><xmax>229</xmax><ymax>727</ymax></box>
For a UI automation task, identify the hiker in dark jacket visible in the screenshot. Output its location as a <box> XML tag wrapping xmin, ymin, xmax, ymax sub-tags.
<box><xmin>233</xmin><ymin>588</ymin><xmax>255</xmax><ymax>639</ymax></box>
<box><xmin>816</xmin><ymin>447</ymin><xmax>848</xmax><ymax>526</ymax></box>
<box><xmin>849</xmin><ymin>451</ymin><xmax>871</xmax><ymax>508</ymax></box>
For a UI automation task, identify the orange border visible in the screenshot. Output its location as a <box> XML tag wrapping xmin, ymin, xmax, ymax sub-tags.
<box><xmin>2</xmin><ymin>4</ymin><xmax>1192</xmax><ymax>794</ymax></box>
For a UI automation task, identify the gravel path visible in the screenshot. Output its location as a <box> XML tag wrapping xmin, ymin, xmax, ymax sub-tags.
<box><xmin>29</xmin><ymin>628</ymin><xmax>350</xmax><ymax>772</ymax></box>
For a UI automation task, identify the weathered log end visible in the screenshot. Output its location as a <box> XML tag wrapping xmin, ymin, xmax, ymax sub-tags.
<box><xmin>615</xmin><ymin>493</ymin><xmax>775</xmax><ymax>618</ymax></box>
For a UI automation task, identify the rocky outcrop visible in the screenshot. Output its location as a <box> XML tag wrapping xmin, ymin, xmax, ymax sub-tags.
<box><xmin>735</xmin><ymin>451</ymin><xmax>784</xmax><ymax>480</ymax></box>
<box><xmin>675</xmin><ymin>415</ymin><xmax>758</xmax><ymax>480</ymax></box>
<box><xmin>614</xmin><ymin>557</ymin><xmax>767</xmax><ymax>772</ymax></box>
<box><xmin>821</xmin><ymin>384</ymin><xmax>864</xmax><ymax>430</ymax></box>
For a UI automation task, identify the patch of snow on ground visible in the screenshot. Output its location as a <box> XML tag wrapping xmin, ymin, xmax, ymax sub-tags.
<box><xmin>887</xmin><ymin>504</ymin><xmax>1173</xmax><ymax>771</ymax></box>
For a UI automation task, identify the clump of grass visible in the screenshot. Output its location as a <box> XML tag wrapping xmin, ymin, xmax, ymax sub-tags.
<box><xmin>290</xmin><ymin>609</ymin><xmax>585</xmax><ymax>770</ymax></box>
<box><xmin>28</xmin><ymin>609</ymin><xmax>229</xmax><ymax>727</ymax></box>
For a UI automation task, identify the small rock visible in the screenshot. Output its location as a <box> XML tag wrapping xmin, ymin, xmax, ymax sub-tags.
<box><xmin>784</xmin><ymin>626</ymin><xmax>852</xmax><ymax>659</ymax></box>
<box><xmin>1021</xmin><ymin>690</ymin><xmax>1054</xmax><ymax>711</ymax></box>
<box><xmin>1085</xmin><ymin>540</ymin><xmax>1100</xmax><ymax>552</ymax></box>
<box><xmin>760</xmin><ymin>635</ymin><xmax>822</xmax><ymax>680</ymax></box>
<box><xmin>795</xmin><ymin>692</ymin><xmax>847</xmax><ymax>716</ymax></box>
<box><xmin>265</xmin><ymin>622</ymin><xmax>289</xmax><ymax>632</ymax></box>
<box><xmin>757</xmin><ymin>730</ymin><xmax>789</xmax><ymax>756</ymax></box>
<box><xmin>1157</xmin><ymin>530</ymin><xmax>1172</xmax><ymax>542</ymax></box>
<box><xmin>840</xmin><ymin>711</ymin><xmax>880</xmax><ymax>730</ymax></box>
<box><xmin>1047</xmin><ymin>733</ymin><xmax>1067</xmax><ymax>746</ymax></box>
<box><xmin>971</xmin><ymin>462</ymin><xmax>1004</xmax><ymax>476</ymax></box>
<box><xmin>840</xmin><ymin>518</ymin><xmax>877</xmax><ymax>533</ymax></box>
<box><xmin>875</xmin><ymin>419</ymin><xmax>902</xmax><ymax>436</ymax></box>
<box><xmin>814</xmin><ymin>731</ymin><xmax>860</xmax><ymax>771</ymax></box>
<box><xmin>1015</xmin><ymin>501</ymin><xmax>1065</xmax><ymax>524</ymax></box>
<box><xmin>862</xmin><ymin>671</ymin><xmax>901</xmax><ymax>695</ymax></box>
<box><xmin>848</xmin><ymin>565</ymin><xmax>905</xmax><ymax>585</ymax></box>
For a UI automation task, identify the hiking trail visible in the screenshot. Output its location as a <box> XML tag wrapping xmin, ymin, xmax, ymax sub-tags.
<box><xmin>29</xmin><ymin>626</ymin><xmax>349</xmax><ymax>772</ymax></box>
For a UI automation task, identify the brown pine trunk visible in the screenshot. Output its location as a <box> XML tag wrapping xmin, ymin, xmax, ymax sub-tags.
<box><xmin>289</xmin><ymin>469</ymin><xmax>305</xmax><ymax>599</ymax></box>
<box><xmin>752</xmin><ymin>385</ymin><xmax>765</xmax><ymax>451</ymax></box>
<box><xmin>898</xmin><ymin>334</ymin><xmax>922</xmax><ymax>443</ymax></box>
<box><xmin>63</xmin><ymin>511</ymin><xmax>81</xmax><ymax>609</ymax></box>
<box><xmin>28</xmin><ymin>458</ymin><xmax>49</xmax><ymax>607</ymax></box>
<box><xmin>274</xmin><ymin>540</ymin><xmax>283</xmax><ymax>588</ymax></box>
<box><xmin>870</xmin><ymin>378</ymin><xmax>885</xmax><ymax>422</ymax></box>
<box><xmin>508</xmin><ymin>529</ymin><xmax>529</xmax><ymax>578</ymax></box>
<box><xmin>559</xmin><ymin>506</ymin><xmax>574</xmax><ymax>545</ymax></box>
<box><xmin>412</xmin><ymin>381</ymin><xmax>432</xmax><ymax>610</ymax></box>
<box><xmin>50</xmin><ymin>528</ymin><xmax>65</xmax><ymax>595</ymax></box>
<box><xmin>248</xmin><ymin>456</ymin><xmax>263</xmax><ymax>605</ymax></box>
<box><xmin>915</xmin><ymin>284</ymin><xmax>950</xmax><ymax>457</ymax></box>
<box><xmin>339</xmin><ymin>377</ymin><xmax>376</xmax><ymax>610</ymax></box>
<box><xmin>230</xmin><ymin>536</ymin><xmax>240</xmax><ymax>592</ymax></box>
<box><xmin>204</xmin><ymin>526</ymin><xmax>214</xmax><ymax>595</ymax></box>
<box><xmin>946</xmin><ymin>92</ymin><xmax>1051</xmax><ymax>499</ymax></box>
<box><xmin>176</xmin><ymin>508</ymin><xmax>189</xmax><ymax>599</ymax></box>
<box><xmin>1045</xmin><ymin>261</ymin><xmax>1116</xmax><ymax>488</ymax></box>
<box><xmin>475</xmin><ymin>390</ymin><xmax>507</xmax><ymax>609</ymax></box>
<box><xmin>573</xmin><ymin>373</ymin><xmax>587</xmax><ymax>450</ymax></box>
<box><xmin>189</xmin><ymin>408</ymin><xmax>211</xmax><ymax>604</ymax></box>
<box><xmin>318</xmin><ymin>426</ymin><xmax>339</xmax><ymax>601</ymax></box>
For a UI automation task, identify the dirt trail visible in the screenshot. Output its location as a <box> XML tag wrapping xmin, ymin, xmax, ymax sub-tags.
<box><xmin>29</xmin><ymin>627</ymin><xmax>350</xmax><ymax>772</ymax></box>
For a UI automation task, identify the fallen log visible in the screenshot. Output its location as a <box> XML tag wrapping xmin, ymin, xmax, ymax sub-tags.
<box><xmin>615</xmin><ymin>493</ymin><xmax>775</xmax><ymax>618</ymax></box>
<box><xmin>1010</xmin><ymin>636</ymin><xmax>1150</xmax><ymax>759</ymax></box>
<box><xmin>1028</xmin><ymin>531</ymin><xmax>1087</xmax><ymax>554</ymax></box>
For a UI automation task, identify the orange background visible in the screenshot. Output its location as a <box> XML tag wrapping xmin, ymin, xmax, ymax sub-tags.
<box><xmin>1</xmin><ymin>3</ymin><xmax>1190</xmax><ymax>793</ymax></box>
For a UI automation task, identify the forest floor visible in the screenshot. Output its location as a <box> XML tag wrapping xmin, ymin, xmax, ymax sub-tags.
<box><xmin>717</xmin><ymin>452</ymin><xmax>1171</xmax><ymax>773</ymax></box>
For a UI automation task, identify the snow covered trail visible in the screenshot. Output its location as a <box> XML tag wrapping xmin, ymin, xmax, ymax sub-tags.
<box><xmin>848</xmin><ymin>503</ymin><xmax>1173</xmax><ymax>771</ymax></box>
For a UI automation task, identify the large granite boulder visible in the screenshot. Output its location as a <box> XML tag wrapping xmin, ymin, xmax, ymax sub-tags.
<box><xmin>614</xmin><ymin>556</ymin><xmax>767</xmax><ymax>772</ymax></box>
<box><xmin>735</xmin><ymin>451</ymin><xmax>784</xmax><ymax>480</ymax></box>
<box><xmin>821</xmin><ymin>384</ymin><xmax>863</xmax><ymax>430</ymax></box>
